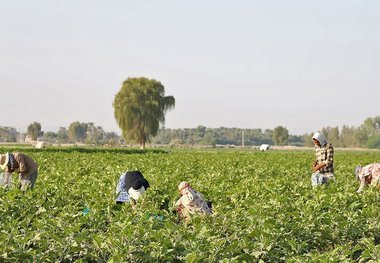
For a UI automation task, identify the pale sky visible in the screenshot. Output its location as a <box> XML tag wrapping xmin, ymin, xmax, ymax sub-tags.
<box><xmin>0</xmin><ymin>0</ymin><xmax>379</xmax><ymax>135</ymax></box>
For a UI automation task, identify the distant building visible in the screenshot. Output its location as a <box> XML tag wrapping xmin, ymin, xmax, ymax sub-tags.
<box><xmin>24</xmin><ymin>135</ymin><xmax>34</xmax><ymax>143</ymax></box>
<box><xmin>35</xmin><ymin>141</ymin><xmax>47</xmax><ymax>149</ymax></box>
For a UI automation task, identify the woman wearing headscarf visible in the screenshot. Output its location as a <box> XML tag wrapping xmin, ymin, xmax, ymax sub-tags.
<box><xmin>311</xmin><ymin>132</ymin><xmax>335</xmax><ymax>186</ymax></box>
<box><xmin>0</xmin><ymin>152</ymin><xmax>38</xmax><ymax>190</ymax></box>
<box><xmin>115</xmin><ymin>170</ymin><xmax>150</xmax><ymax>204</ymax></box>
<box><xmin>175</xmin><ymin>181</ymin><xmax>212</xmax><ymax>221</ymax></box>
<box><xmin>355</xmin><ymin>163</ymin><xmax>380</xmax><ymax>192</ymax></box>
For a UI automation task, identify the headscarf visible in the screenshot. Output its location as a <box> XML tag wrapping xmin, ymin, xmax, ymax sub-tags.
<box><xmin>312</xmin><ymin>132</ymin><xmax>326</xmax><ymax>146</ymax></box>
<box><xmin>355</xmin><ymin>166</ymin><xmax>362</xmax><ymax>180</ymax></box>
<box><xmin>0</xmin><ymin>152</ymin><xmax>15</xmax><ymax>170</ymax></box>
<box><xmin>128</xmin><ymin>186</ymin><xmax>146</xmax><ymax>200</ymax></box>
<box><xmin>178</xmin><ymin>181</ymin><xmax>190</xmax><ymax>191</ymax></box>
<box><xmin>128</xmin><ymin>178</ymin><xmax>149</xmax><ymax>200</ymax></box>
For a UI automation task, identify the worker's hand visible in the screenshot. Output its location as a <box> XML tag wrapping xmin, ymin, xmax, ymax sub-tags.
<box><xmin>312</xmin><ymin>162</ymin><xmax>319</xmax><ymax>172</ymax></box>
<box><xmin>7</xmin><ymin>167</ymin><xmax>15</xmax><ymax>173</ymax></box>
<box><xmin>130</xmin><ymin>199</ymin><xmax>137</xmax><ymax>209</ymax></box>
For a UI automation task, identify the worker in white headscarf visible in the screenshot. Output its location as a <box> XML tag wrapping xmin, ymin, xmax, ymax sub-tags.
<box><xmin>311</xmin><ymin>132</ymin><xmax>335</xmax><ymax>186</ymax></box>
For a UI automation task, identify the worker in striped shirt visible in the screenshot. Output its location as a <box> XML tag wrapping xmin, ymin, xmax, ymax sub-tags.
<box><xmin>311</xmin><ymin>132</ymin><xmax>335</xmax><ymax>186</ymax></box>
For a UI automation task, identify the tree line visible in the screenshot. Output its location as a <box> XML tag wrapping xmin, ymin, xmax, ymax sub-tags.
<box><xmin>1</xmin><ymin>116</ymin><xmax>379</xmax><ymax>149</ymax></box>
<box><xmin>152</xmin><ymin>116</ymin><xmax>380</xmax><ymax>149</ymax></box>
<box><xmin>0</xmin><ymin>121</ymin><xmax>121</xmax><ymax>146</ymax></box>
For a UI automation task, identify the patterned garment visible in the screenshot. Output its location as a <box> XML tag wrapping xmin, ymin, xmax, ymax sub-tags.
<box><xmin>175</xmin><ymin>188</ymin><xmax>212</xmax><ymax>219</ymax></box>
<box><xmin>357</xmin><ymin>163</ymin><xmax>380</xmax><ymax>192</ymax></box>
<box><xmin>314</xmin><ymin>143</ymin><xmax>334</xmax><ymax>174</ymax></box>
<box><xmin>115</xmin><ymin>173</ymin><xmax>130</xmax><ymax>203</ymax></box>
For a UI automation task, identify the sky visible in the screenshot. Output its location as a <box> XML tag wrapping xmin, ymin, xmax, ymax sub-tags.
<box><xmin>0</xmin><ymin>0</ymin><xmax>379</xmax><ymax>135</ymax></box>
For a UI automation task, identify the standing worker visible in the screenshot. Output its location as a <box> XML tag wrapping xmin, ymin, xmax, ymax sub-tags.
<box><xmin>0</xmin><ymin>152</ymin><xmax>38</xmax><ymax>190</ymax></box>
<box><xmin>311</xmin><ymin>132</ymin><xmax>335</xmax><ymax>186</ymax></box>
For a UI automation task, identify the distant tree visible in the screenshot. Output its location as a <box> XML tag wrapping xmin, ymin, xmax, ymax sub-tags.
<box><xmin>361</xmin><ymin>116</ymin><xmax>380</xmax><ymax>137</ymax></box>
<box><xmin>68</xmin><ymin>122</ymin><xmax>87</xmax><ymax>143</ymax></box>
<box><xmin>264</xmin><ymin>129</ymin><xmax>274</xmax><ymax>144</ymax></box>
<box><xmin>354</xmin><ymin>127</ymin><xmax>369</xmax><ymax>147</ymax></box>
<box><xmin>322</xmin><ymin>126</ymin><xmax>340</xmax><ymax>146</ymax></box>
<box><xmin>288</xmin><ymin>134</ymin><xmax>304</xmax><ymax>146</ymax></box>
<box><xmin>195</xmin><ymin>125</ymin><xmax>207</xmax><ymax>138</ymax></box>
<box><xmin>0</xmin><ymin>126</ymin><xmax>18</xmax><ymax>142</ymax></box>
<box><xmin>113</xmin><ymin>77</ymin><xmax>175</xmax><ymax>149</ymax></box>
<box><xmin>302</xmin><ymin>133</ymin><xmax>314</xmax><ymax>147</ymax></box>
<box><xmin>57</xmin><ymin>127</ymin><xmax>69</xmax><ymax>143</ymax></box>
<box><xmin>43</xmin><ymin>131</ymin><xmax>57</xmax><ymax>142</ymax></box>
<box><xmin>85</xmin><ymin>123</ymin><xmax>105</xmax><ymax>144</ymax></box>
<box><xmin>352</xmin><ymin>116</ymin><xmax>380</xmax><ymax>147</ymax></box>
<box><xmin>367</xmin><ymin>136</ymin><xmax>380</xmax><ymax>149</ymax></box>
<box><xmin>27</xmin><ymin>121</ymin><xmax>43</xmax><ymax>141</ymax></box>
<box><xmin>151</xmin><ymin>128</ymin><xmax>173</xmax><ymax>145</ymax></box>
<box><xmin>340</xmin><ymin>125</ymin><xmax>357</xmax><ymax>147</ymax></box>
<box><xmin>103</xmin><ymin>132</ymin><xmax>121</xmax><ymax>146</ymax></box>
<box><xmin>272</xmin><ymin>126</ymin><xmax>289</xmax><ymax>146</ymax></box>
<box><xmin>199</xmin><ymin>132</ymin><xmax>216</xmax><ymax>146</ymax></box>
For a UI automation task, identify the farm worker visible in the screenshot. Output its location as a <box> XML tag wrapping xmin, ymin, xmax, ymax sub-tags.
<box><xmin>0</xmin><ymin>152</ymin><xmax>38</xmax><ymax>190</ymax></box>
<box><xmin>355</xmin><ymin>163</ymin><xmax>380</xmax><ymax>193</ymax></box>
<box><xmin>115</xmin><ymin>170</ymin><xmax>150</xmax><ymax>204</ymax></box>
<box><xmin>311</xmin><ymin>132</ymin><xmax>335</xmax><ymax>186</ymax></box>
<box><xmin>175</xmin><ymin>181</ymin><xmax>212</xmax><ymax>221</ymax></box>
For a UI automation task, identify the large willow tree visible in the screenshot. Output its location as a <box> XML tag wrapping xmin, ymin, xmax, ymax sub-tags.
<box><xmin>113</xmin><ymin>77</ymin><xmax>175</xmax><ymax>149</ymax></box>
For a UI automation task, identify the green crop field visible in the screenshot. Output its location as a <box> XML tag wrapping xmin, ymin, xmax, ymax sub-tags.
<box><xmin>1</xmin><ymin>147</ymin><xmax>380</xmax><ymax>262</ymax></box>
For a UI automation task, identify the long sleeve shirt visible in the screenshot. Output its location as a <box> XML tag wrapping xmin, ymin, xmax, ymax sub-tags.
<box><xmin>314</xmin><ymin>143</ymin><xmax>334</xmax><ymax>174</ymax></box>
<box><xmin>5</xmin><ymin>153</ymin><xmax>38</xmax><ymax>177</ymax></box>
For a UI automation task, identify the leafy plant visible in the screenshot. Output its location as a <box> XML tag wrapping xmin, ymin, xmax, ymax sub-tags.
<box><xmin>0</xmin><ymin>148</ymin><xmax>380</xmax><ymax>261</ymax></box>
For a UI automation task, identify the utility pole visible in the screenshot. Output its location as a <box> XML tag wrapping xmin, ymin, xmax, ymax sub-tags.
<box><xmin>242</xmin><ymin>130</ymin><xmax>245</xmax><ymax>147</ymax></box>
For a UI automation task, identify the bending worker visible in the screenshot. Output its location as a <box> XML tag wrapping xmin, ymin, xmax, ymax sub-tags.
<box><xmin>0</xmin><ymin>152</ymin><xmax>38</xmax><ymax>190</ymax></box>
